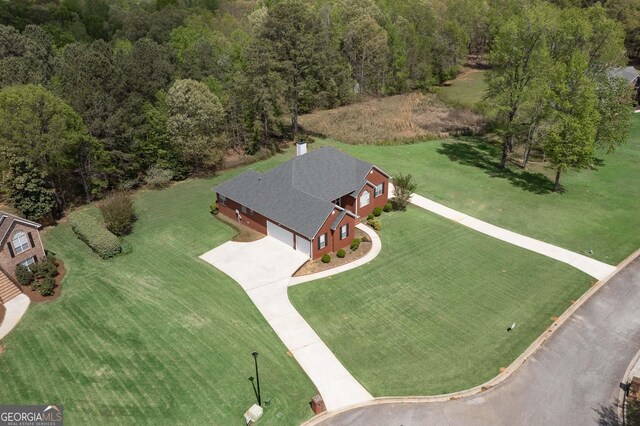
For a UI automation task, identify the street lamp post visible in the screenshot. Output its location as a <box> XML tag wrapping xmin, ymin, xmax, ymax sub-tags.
<box><xmin>252</xmin><ymin>351</ymin><xmax>261</xmax><ymax>406</ymax></box>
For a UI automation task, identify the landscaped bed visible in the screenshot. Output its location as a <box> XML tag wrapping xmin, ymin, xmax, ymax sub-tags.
<box><xmin>19</xmin><ymin>259</ymin><xmax>65</xmax><ymax>303</ymax></box>
<box><xmin>289</xmin><ymin>207</ymin><xmax>593</xmax><ymax>396</ymax></box>
<box><xmin>294</xmin><ymin>228</ymin><xmax>372</xmax><ymax>276</ymax></box>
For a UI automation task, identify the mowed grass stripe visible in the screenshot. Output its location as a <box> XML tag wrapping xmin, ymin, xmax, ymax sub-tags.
<box><xmin>311</xmin><ymin>114</ymin><xmax>640</xmax><ymax>264</ymax></box>
<box><xmin>0</xmin><ymin>146</ymin><xmax>316</xmax><ymax>425</ymax></box>
<box><xmin>290</xmin><ymin>207</ymin><xmax>591</xmax><ymax>396</ymax></box>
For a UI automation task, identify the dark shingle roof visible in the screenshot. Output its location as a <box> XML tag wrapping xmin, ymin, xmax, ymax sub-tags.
<box><xmin>330</xmin><ymin>210</ymin><xmax>348</xmax><ymax>231</ymax></box>
<box><xmin>215</xmin><ymin>147</ymin><xmax>386</xmax><ymax>239</ymax></box>
<box><xmin>0</xmin><ymin>211</ymin><xmax>42</xmax><ymax>245</ymax></box>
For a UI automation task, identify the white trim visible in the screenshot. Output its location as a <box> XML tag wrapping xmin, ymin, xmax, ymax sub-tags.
<box><xmin>12</xmin><ymin>232</ymin><xmax>29</xmax><ymax>255</ymax></box>
<box><xmin>0</xmin><ymin>215</ymin><xmax>42</xmax><ymax>245</ymax></box>
<box><xmin>359</xmin><ymin>190</ymin><xmax>370</xmax><ymax>208</ymax></box>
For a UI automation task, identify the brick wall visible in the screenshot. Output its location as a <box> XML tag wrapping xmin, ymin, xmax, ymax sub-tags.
<box><xmin>0</xmin><ymin>224</ymin><xmax>46</xmax><ymax>279</ymax></box>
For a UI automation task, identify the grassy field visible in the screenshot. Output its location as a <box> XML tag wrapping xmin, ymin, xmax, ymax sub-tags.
<box><xmin>299</xmin><ymin>92</ymin><xmax>483</xmax><ymax>145</ymax></box>
<box><xmin>289</xmin><ymin>207</ymin><xmax>592</xmax><ymax>395</ymax></box>
<box><xmin>0</xmin><ymin>149</ymin><xmax>316</xmax><ymax>425</ymax></box>
<box><xmin>310</xmin><ymin>114</ymin><xmax>640</xmax><ymax>264</ymax></box>
<box><xmin>436</xmin><ymin>68</ymin><xmax>487</xmax><ymax>108</ymax></box>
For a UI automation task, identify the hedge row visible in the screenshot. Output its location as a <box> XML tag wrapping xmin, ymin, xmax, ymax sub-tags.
<box><xmin>69</xmin><ymin>211</ymin><xmax>122</xmax><ymax>259</ymax></box>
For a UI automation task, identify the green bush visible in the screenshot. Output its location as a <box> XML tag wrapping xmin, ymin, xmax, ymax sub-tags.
<box><xmin>210</xmin><ymin>203</ymin><xmax>219</xmax><ymax>215</ymax></box>
<box><xmin>350</xmin><ymin>238</ymin><xmax>361</xmax><ymax>251</ymax></box>
<box><xmin>383</xmin><ymin>203</ymin><xmax>392</xmax><ymax>212</ymax></box>
<box><xmin>321</xmin><ymin>254</ymin><xmax>331</xmax><ymax>263</ymax></box>
<box><xmin>69</xmin><ymin>211</ymin><xmax>122</xmax><ymax>259</ymax></box>
<box><xmin>373</xmin><ymin>207</ymin><xmax>383</xmax><ymax>217</ymax></box>
<box><xmin>30</xmin><ymin>261</ymin><xmax>57</xmax><ymax>279</ymax></box>
<box><xmin>145</xmin><ymin>164</ymin><xmax>174</xmax><ymax>189</ymax></box>
<box><xmin>39</xmin><ymin>277</ymin><xmax>55</xmax><ymax>296</ymax></box>
<box><xmin>15</xmin><ymin>265</ymin><xmax>33</xmax><ymax>286</ymax></box>
<box><xmin>99</xmin><ymin>192</ymin><xmax>136</xmax><ymax>236</ymax></box>
<box><xmin>337</xmin><ymin>249</ymin><xmax>346</xmax><ymax>258</ymax></box>
<box><xmin>367</xmin><ymin>213</ymin><xmax>374</xmax><ymax>220</ymax></box>
<box><xmin>367</xmin><ymin>218</ymin><xmax>382</xmax><ymax>231</ymax></box>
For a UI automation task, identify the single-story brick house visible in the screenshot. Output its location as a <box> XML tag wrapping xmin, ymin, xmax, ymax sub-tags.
<box><xmin>0</xmin><ymin>212</ymin><xmax>45</xmax><ymax>303</ymax></box>
<box><xmin>214</xmin><ymin>143</ymin><xmax>390</xmax><ymax>259</ymax></box>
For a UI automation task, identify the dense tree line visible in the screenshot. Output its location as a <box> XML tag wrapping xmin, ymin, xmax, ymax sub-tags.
<box><xmin>484</xmin><ymin>2</ymin><xmax>634</xmax><ymax>191</ymax></box>
<box><xmin>0</xmin><ymin>0</ymin><xmax>636</xmax><ymax>218</ymax></box>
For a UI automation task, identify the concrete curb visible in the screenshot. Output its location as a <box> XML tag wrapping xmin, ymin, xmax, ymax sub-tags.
<box><xmin>289</xmin><ymin>224</ymin><xmax>381</xmax><ymax>287</ymax></box>
<box><xmin>302</xmin><ymin>248</ymin><xmax>640</xmax><ymax>426</ymax></box>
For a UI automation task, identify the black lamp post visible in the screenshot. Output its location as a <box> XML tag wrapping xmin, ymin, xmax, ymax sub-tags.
<box><xmin>252</xmin><ymin>351</ymin><xmax>261</xmax><ymax>406</ymax></box>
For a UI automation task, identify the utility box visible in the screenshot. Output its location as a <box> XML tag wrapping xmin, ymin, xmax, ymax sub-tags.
<box><xmin>244</xmin><ymin>404</ymin><xmax>263</xmax><ymax>424</ymax></box>
<box><xmin>310</xmin><ymin>395</ymin><xmax>326</xmax><ymax>414</ymax></box>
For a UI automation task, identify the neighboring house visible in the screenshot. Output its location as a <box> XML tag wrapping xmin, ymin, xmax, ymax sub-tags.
<box><xmin>0</xmin><ymin>212</ymin><xmax>46</xmax><ymax>282</ymax></box>
<box><xmin>608</xmin><ymin>66</ymin><xmax>640</xmax><ymax>104</ymax></box>
<box><xmin>215</xmin><ymin>143</ymin><xmax>390</xmax><ymax>259</ymax></box>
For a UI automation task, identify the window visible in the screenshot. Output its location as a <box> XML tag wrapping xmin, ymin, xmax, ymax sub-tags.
<box><xmin>241</xmin><ymin>205</ymin><xmax>247</xmax><ymax>214</ymax></box>
<box><xmin>219</xmin><ymin>195</ymin><xmax>226</xmax><ymax>205</ymax></box>
<box><xmin>318</xmin><ymin>233</ymin><xmax>327</xmax><ymax>250</ymax></box>
<box><xmin>12</xmin><ymin>232</ymin><xmax>30</xmax><ymax>255</ymax></box>
<box><xmin>374</xmin><ymin>183</ymin><xmax>384</xmax><ymax>198</ymax></box>
<box><xmin>359</xmin><ymin>190</ymin><xmax>370</xmax><ymax>208</ymax></box>
<box><xmin>19</xmin><ymin>257</ymin><xmax>36</xmax><ymax>268</ymax></box>
<box><xmin>340</xmin><ymin>224</ymin><xmax>349</xmax><ymax>240</ymax></box>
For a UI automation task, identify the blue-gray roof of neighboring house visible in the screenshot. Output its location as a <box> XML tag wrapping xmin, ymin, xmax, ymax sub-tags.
<box><xmin>214</xmin><ymin>147</ymin><xmax>388</xmax><ymax>239</ymax></box>
<box><xmin>608</xmin><ymin>66</ymin><xmax>640</xmax><ymax>83</ymax></box>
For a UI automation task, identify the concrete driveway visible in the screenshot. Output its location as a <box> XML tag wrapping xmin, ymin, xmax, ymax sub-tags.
<box><xmin>313</xmin><ymin>255</ymin><xmax>640</xmax><ymax>426</ymax></box>
<box><xmin>200</xmin><ymin>236</ymin><xmax>373</xmax><ymax>411</ymax></box>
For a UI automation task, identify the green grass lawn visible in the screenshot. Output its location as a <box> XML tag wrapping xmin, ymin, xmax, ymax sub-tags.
<box><xmin>289</xmin><ymin>207</ymin><xmax>592</xmax><ymax>396</ymax></box>
<box><xmin>436</xmin><ymin>68</ymin><xmax>487</xmax><ymax>108</ymax></box>
<box><xmin>0</xmin><ymin>150</ymin><xmax>316</xmax><ymax>425</ymax></box>
<box><xmin>310</xmin><ymin>114</ymin><xmax>640</xmax><ymax>264</ymax></box>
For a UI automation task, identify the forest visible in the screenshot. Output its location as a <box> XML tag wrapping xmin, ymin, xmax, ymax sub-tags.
<box><xmin>0</xmin><ymin>0</ymin><xmax>638</xmax><ymax>218</ymax></box>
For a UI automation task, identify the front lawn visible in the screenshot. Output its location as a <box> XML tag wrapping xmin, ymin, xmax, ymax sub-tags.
<box><xmin>289</xmin><ymin>207</ymin><xmax>592</xmax><ymax>395</ymax></box>
<box><xmin>0</xmin><ymin>150</ymin><xmax>316</xmax><ymax>425</ymax></box>
<box><xmin>310</xmin><ymin>114</ymin><xmax>640</xmax><ymax>264</ymax></box>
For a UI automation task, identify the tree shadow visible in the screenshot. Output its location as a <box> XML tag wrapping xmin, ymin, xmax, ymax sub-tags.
<box><xmin>437</xmin><ymin>138</ymin><xmax>555</xmax><ymax>194</ymax></box>
<box><xmin>594</xmin><ymin>400</ymin><xmax>622</xmax><ymax>426</ymax></box>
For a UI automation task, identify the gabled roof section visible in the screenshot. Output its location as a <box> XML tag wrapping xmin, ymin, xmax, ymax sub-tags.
<box><xmin>608</xmin><ymin>66</ymin><xmax>640</xmax><ymax>83</ymax></box>
<box><xmin>0</xmin><ymin>211</ymin><xmax>42</xmax><ymax>245</ymax></box>
<box><xmin>214</xmin><ymin>146</ymin><xmax>388</xmax><ymax>239</ymax></box>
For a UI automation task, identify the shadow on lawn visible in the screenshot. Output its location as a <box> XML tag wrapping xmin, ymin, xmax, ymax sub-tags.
<box><xmin>437</xmin><ymin>138</ymin><xmax>555</xmax><ymax>194</ymax></box>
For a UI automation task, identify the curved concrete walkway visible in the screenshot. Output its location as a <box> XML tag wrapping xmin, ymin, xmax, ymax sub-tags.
<box><xmin>200</xmin><ymin>223</ymin><xmax>381</xmax><ymax>411</ymax></box>
<box><xmin>0</xmin><ymin>294</ymin><xmax>30</xmax><ymax>341</ymax></box>
<box><xmin>388</xmin><ymin>183</ymin><xmax>616</xmax><ymax>280</ymax></box>
<box><xmin>289</xmin><ymin>224</ymin><xmax>381</xmax><ymax>286</ymax></box>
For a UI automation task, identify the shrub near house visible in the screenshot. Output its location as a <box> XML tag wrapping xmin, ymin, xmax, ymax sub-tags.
<box><xmin>69</xmin><ymin>212</ymin><xmax>122</xmax><ymax>259</ymax></box>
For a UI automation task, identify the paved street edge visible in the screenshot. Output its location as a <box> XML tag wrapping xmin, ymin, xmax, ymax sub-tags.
<box><xmin>302</xmin><ymin>247</ymin><xmax>640</xmax><ymax>426</ymax></box>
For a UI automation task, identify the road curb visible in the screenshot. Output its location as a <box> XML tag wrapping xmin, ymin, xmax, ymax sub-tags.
<box><xmin>302</xmin><ymin>248</ymin><xmax>640</xmax><ymax>426</ymax></box>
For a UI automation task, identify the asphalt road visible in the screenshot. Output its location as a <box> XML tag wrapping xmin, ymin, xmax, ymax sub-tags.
<box><xmin>318</xmin><ymin>256</ymin><xmax>640</xmax><ymax>426</ymax></box>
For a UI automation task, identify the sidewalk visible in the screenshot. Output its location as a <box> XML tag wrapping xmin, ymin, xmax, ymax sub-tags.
<box><xmin>0</xmin><ymin>294</ymin><xmax>30</xmax><ymax>341</ymax></box>
<box><xmin>200</xmin><ymin>237</ymin><xmax>374</xmax><ymax>411</ymax></box>
<box><xmin>389</xmin><ymin>183</ymin><xmax>616</xmax><ymax>280</ymax></box>
<box><xmin>289</xmin><ymin>224</ymin><xmax>381</xmax><ymax>286</ymax></box>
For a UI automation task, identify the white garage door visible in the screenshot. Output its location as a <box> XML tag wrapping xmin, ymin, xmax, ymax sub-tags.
<box><xmin>295</xmin><ymin>235</ymin><xmax>311</xmax><ymax>258</ymax></box>
<box><xmin>267</xmin><ymin>221</ymin><xmax>294</xmax><ymax>248</ymax></box>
